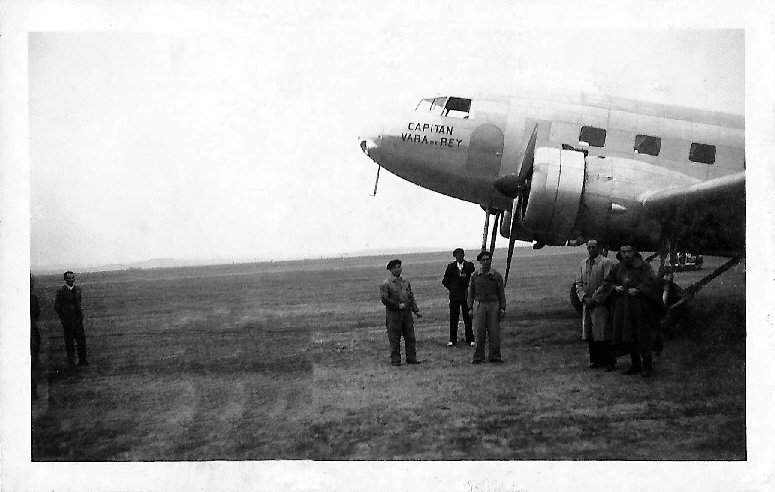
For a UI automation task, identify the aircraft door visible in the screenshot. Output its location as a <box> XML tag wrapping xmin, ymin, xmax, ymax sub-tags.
<box><xmin>466</xmin><ymin>123</ymin><xmax>504</xmax><ymax>178</ymax></box>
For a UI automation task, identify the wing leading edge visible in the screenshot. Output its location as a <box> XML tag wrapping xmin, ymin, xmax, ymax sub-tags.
<box><xmin>640</xmin><ymin>171</ymin><xmax>746</xmax><ymax>210</ymax></box>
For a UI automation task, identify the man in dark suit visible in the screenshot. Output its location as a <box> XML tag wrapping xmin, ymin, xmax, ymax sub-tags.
<box><xmin>442</xmin><ymin>248</ymin><xmax>476</xmax><ymax>346</ymax></box>
<box><xmin>54</xmin><ymin>271</ymin><xmax>89</xmax><ymax>366</ymax></box>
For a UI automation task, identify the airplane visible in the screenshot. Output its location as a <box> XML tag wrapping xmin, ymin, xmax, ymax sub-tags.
<box><xmin>358</xmin><ymin>86</ymin><xmax>745</xmax><ymax>310</ymax></box>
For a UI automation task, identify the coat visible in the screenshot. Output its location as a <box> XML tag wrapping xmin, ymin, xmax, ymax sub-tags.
<box><xmin>442</xmin><ymin>260</ymin><xmax>476</xmax><ymax>301</ymax></box>
<box><xmin>54</xmin><ymin>285</ymin><xmax>83</xmax><ymax>321</ymax></box>
<box><xmin>593</xmin><ymin>253</ymin><xmax>663</xmax><ymax>356</ymax></box>
<box><xmin>575</xmin><ymin>254</ymin><xmax>614</xmax><ymax>340</ymax></box>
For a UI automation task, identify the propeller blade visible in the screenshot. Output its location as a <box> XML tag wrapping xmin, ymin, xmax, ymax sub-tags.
<box><xmin>518</xmin><ymin>123</ymin><xmax>539</xmax><ymax>182</ymax></box>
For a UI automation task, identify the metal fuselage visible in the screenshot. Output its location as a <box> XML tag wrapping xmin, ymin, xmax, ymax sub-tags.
<box><xmin>360</xmin><ymin>89</ymin><xmax>745</xmax><ymax>255</ymax></box>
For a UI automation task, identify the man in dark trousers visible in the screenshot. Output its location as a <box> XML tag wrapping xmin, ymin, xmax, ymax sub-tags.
<box><xmin>468</xmin><ymin>251</ymin><xmax>507</xmax><ymax>364</ymax></box>
<box><xmin>380</xmin><ymin>259</ymin><xmax>422</xmax><ymax>366</ymax></box>
<box><xmin>30</xmin><ymin>274</ymin><xmax>41</xmax><ymax>399</ymax></box>
<box><xmin>574</xmin><ymin>239</ymin><xmax>615</xmax><ymax>370</ymax></box>
<box><xmin>442</xmin><ymin>248</ymin><xmax>476</xmax><ymax>346</ymax></box>
<box><xmin>54</xmin><ymin>271</ymin><xmax>89</xmax><ymax>366</ymax></box>
<box><xmin>593</xmin><ymin>245</ymin><xmax>662</xmax><ymax>378</ymax></box>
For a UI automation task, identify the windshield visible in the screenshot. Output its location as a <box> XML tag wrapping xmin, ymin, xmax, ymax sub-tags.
<box><xmin>415</xmin><ymin>97</ymin><xmax>447</xmax><ymax>115</ymax></box>
<box><xmin>415</xmin><ymin>96</ymin><xmax>471</xmax><ymax>118</ymax></box>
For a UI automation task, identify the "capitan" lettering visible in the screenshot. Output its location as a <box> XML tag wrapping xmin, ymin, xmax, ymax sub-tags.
<box><xmin>406</xmin><ymin>123</ymin><xmax>454</xmax><ymax>135</ymax></box>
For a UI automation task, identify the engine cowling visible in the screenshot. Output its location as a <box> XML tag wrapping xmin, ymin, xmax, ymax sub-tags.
<box><xmin>520</xmin><ymin>147</ymin><xmax>586</xmax><ymax>242</ymax></box>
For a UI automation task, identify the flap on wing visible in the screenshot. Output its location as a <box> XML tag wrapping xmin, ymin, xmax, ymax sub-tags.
<box><xmin>640</xmin><ymin>171</ymin><xmax>745</xmax><ymax>212</ymax></box>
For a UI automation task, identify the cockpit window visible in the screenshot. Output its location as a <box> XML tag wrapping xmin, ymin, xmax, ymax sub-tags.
<box><xmin>415</xmin><ymin>96</ymin><xmax>472</xmax><ymax>118</ymax></box>
<box><xmin>415</xmin><ymin>97</ymin><xmax>447</xmax><ymax>115</ymax></box>
<box><xmin>443</xmin><ymin>97</ymin><xmax>472</xmax><ymax>118</ymax></box>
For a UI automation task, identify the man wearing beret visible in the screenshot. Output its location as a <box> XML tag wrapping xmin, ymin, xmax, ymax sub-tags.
<box><xmin>442</xmin><ymin>248</ymin><xmax>476</xmax><ymax>346</ymax></box>
<box><xmin>468</xmin><ymin>251</ymin><xmax>506</xmax><ymax>363</ymax></box>
<box><xmin>380</xmin><ymin>259</ymin><xmax>422</xmax><ymax>366</ymax></box>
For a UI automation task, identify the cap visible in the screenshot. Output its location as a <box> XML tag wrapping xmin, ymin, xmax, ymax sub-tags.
<box><xmin>386</xmin><ymin>259</ymin><xmax>402</xmax><ymax>270</ymax></box>
<box><xmin>586</xmin><ymin>240</ymin><xmax>599</xmax><ymax>248</ymax></box>
<box><xmin>476</xmin><ymin>251</ymin><xmax>492</xmax><ymax>261</ymax></box>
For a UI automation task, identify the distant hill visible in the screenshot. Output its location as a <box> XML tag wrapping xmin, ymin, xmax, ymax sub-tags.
<box><xmin>32</xmin><ymin>257</ymin><xmax>240</xmax><ymax>274</ymax></box>
<box><xmin>32</xmin><ymin>243</ymin><xmax>576</xmax><ymax>275</ymax></box>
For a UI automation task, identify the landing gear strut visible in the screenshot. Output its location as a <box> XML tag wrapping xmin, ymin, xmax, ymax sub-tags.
<box><xmin>480</xmin><ymin>208</ymin><xmax>502</xmax><ymax>255</ymax></box>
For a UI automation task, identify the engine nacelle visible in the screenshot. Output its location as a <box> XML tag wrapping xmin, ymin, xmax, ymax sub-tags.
<box><xmin>521</xmin><ymin>147</ymin><xmax>585</xmax><ymax>241</ymax></box>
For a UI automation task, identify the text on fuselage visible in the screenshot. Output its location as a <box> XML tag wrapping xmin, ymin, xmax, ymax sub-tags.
<box><xmin>402</xmin><ymin>123</ymin><xmax>462</xmax><ymax>148</ymax></box>
<box><xmin>401</xmin><ymin>133</ymin><xmax>463</xmax><ymax>147</ymax></box>
<box><xmin>407</xmin><ymin>123</ymin><xmax>454</xmax><ymax>135</ymax></box>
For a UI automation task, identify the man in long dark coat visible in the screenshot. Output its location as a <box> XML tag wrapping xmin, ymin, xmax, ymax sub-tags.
<box><xmin>593</xmin><ymin>245</ymin><xmax>663</xmax><ymax>377</ymax></box>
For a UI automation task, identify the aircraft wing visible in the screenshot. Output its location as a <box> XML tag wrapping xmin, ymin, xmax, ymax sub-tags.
<box><xmin>640</xmin><ymin>171</ymin><xmax>746</xmax><ymax>210</ymax></box>
<box><xmin>639</xmin><ymin>171</ymin><xmax>746</xmax><ymax>255</ymax></box>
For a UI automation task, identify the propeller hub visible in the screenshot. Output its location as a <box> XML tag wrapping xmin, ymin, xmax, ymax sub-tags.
<box><xmin>493</xmin><ymin>174</ymin><xmax>525</xmax><ymax>198</ymax></box>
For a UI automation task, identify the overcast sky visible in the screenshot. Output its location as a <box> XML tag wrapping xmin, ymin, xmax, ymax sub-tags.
<box><xmin>27</xmin><ymin>10</ymin><xmax>745</xmax><ymax>269</ymax></box>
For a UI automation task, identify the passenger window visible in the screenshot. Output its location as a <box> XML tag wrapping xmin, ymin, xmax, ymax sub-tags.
<box><xmin>689</xmin><ymin>143</ymin><xmax>716</xmax><ymax>164</ymax></box>
<box><xmin>579</xmin><ymin>126</ymin><xmax>606</xmax><ymax>147</ymax></box>
<box><xmin>634</xmin><ymin>135</ymin><xmax>661</xmax><ymax>156</ymax></box>
<box><xmin>443</xmin><ymin>97</ymin><xmax>472</xmax><ymax>119</ymax></box>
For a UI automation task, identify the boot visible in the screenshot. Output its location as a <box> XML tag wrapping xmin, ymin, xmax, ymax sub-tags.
<box><xmin>641</xmin><ymin>355</ymin><xmax>653</xmax><ymax>378</ymax></box>
<box><xmin>622</xmin><ymin>352</ymin><xmax>642</xmax><ymax>375</ymax></box>
<box><xmin>604</xmin><ymin>342</ymin><xmax>616</xmax><ymax>371</ymax></box>
<box><xmin>587</xmin><ymin>340</ymin><xmax>597</xmax><ymax>368</ymax></box>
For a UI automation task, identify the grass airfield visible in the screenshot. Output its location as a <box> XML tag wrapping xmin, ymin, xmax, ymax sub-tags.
<box><xmin>31</xmin><ymin>248</ymin><xmax>745</xmax><ymax>460</ymax></box>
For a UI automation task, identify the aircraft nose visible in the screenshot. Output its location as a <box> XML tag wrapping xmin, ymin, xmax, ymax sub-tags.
<box><xmin>358</xmin><ymin>121</ymin><xmax>383</xmax><ymax>160</ymax></box>
<box><xmin>360</xmin><ymin>138</ymin><xmax>378</xmax><ymax>157</ymax></box>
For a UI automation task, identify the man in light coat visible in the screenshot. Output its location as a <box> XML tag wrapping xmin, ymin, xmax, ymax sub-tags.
<box><xmin>575</xmin><ymin>240</ymin><xmax>614</xmax><ymax>370</ymax></box>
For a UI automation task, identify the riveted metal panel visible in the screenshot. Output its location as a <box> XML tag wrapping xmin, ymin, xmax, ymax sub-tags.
<box><xmin>549</xmin><ymin>121</ymin><xmax>580</xmax><ymax>144</ymax></box>
<box><xmin>609</xmin><ymin>110</ymin><xmax>638</xmax><ymax>131</ymax></box>
<box><xmin>581</xmin><ymin>105</ymin><xmax>609</xmax><ymax>128</ymax></box>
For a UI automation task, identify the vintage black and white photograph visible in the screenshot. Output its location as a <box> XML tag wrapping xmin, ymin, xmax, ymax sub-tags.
<box><xmin>2</xmin><ymin>1</ymin><xmax>773</xmax><ymax>491</ymax></box>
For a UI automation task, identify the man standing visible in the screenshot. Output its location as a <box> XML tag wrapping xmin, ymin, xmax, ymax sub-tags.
<box><xmin>442</xmin><ymin>248</ymin><xmax>476</xmax><ymax>346</ymax></box>
<box><xmin>574</xmin><ymin>240</ymin><xmax>614</xmax><ymax>370</ymax></box>
<box><xmin>54</xmin><ymin>271</ymin><xmax>89</xmax><ymax>366</ymax></box>
<box><xmin>468</xmin><ymin>251</ymin><xmax>507</xmax><ymax>364</ymax></box>
<box><xmin>593</xmin><ymin>245</ymin><xmax>662</xmax><ymax>378</ymax></box>
<box><xmin>380</xmin><ymin>259</ymin><xmax>422</xmax><ymax>366</ymax></box>
<box><xmin>30</xmin><ymin>274</ymin><xmax>41</xmax><ymax>399</ymax></box>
